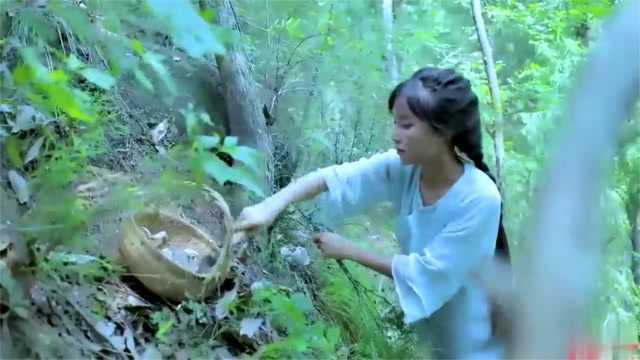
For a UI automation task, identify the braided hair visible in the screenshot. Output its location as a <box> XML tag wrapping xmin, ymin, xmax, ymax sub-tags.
<box><xmin>388</xmin><ymin>67</ymin><xmax>509</xmax><ymax>259</ymax></box>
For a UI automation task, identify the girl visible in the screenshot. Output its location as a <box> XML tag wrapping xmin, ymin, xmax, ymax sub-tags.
<box><xmin>235</xmin><ymin>67</ymin><xmax>509</xmax><ymax>359</ymax></box>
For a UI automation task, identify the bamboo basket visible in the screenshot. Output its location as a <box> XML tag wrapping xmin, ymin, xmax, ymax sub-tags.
<box><xmin>119</xmin><ymin>187</ymin><xmax>233</xmax><ymax>301</ymax></box>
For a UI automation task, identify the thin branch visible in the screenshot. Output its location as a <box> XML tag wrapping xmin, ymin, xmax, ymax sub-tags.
<box><xmin>471</xmin><ymin>0</ymin><xmax>505</xmax><ymax>194</ymax></box>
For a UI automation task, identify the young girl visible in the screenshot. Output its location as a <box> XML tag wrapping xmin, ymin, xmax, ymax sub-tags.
<box><xmin>235</xmin><ymin>67</ymin><xmax>509</xmax><ymax>359</ymax></box>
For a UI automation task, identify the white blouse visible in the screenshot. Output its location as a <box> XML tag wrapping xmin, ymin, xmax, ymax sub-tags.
<box><xmin>316</xmin><ymin>149</ymin><xmax>505</xmax><ymax>359</ymax></box>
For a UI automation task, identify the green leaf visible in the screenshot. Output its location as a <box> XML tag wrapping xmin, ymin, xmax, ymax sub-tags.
<box><xmin>202</xmin><ymin>155</ymin><xmax>232</xmax><ymax>185</ymax></box>
<box><xmin>66</xmin><ymin>54</ymin><xmax>83</xmax><ymax>71</ymax></box>
<box><xmin>133</xmin><ymin>68</ymin><xmax>154</xmax><ymax>91</ymax></box>
<box><xmin>142</xmin><ymin>52</ymin><xmax>176</xmax><ymax>95</ymax></box>
<box><xmin>225</xmin><ymin>165</ymin><xmax>265</xmax><ymax>197</ymax></box>
<box><xmin>147</xmin><ymin>0</ymin><xmax>225</xmax><ymax>57</ymax></box>
<box><xmin>195</xmin><ymin>135</ymin><xmax>221</xmax><ymax>150</ymax></box>
<box><xmin>80</xmin><ymin>68</ymin><xmax>115</xmax><ymax>90</ymax></box>
<box><xmin>130</xmin><ymin>39</ymin><xmax>146</xmax><ymax>56</ymax></box>
<box><xmin>203</xmin><ymin>156</ymin><xmax>264</xmax><ymax>197</ymax></box>
<box><xmin>223</xmin><ymin>145</ymin><xmax>264</xmax><ymax>173</ymax></box>
<box><xmin>5</xmin><ymin>136</ymin><xmax>23</xmax><ymax>169</ymax></box>
<box><xmin>200</xmin><ymin>8</ymin><xmax>216</xmax><ymax>23</ymax></box>
<box><xmin>291</xmin><ymin>292</ymin><xmax>313</xmax><ymax>314</ymax></box>
<box><xmin>223</xmin><ymin>136</ymin><xmax>238</xmax><ymax>147</ymax></box>
<box><xmin>155</xmin><ymin>319</ymin><xmax>174</xmax><ymax>340</ymax></box>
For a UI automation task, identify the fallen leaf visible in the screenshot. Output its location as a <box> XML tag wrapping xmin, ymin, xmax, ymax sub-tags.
<box><xmin>141</xmin><ymin>345</ymin><xmax>162</xmax><ymax>360</ymax></box>
<box><xmin>110</xmin><ymin>335</ymin><xmax>126</xmax><ymax>351</ymax></box>
<box><xmin>8</xmin><ymin>170</ymin><xmax>29</xmax><ymax>204</ymax></box>
<box><xmin>250</xmin><ymin>280</ymin><xmax>271</xmax><ymax>294</ymax></box>
<box><xmin>95</xmin><ymin>319</ymin><xmax>126</xmax><ymax>351</ymax></box>
<box><xmin>214</xmin><ymin>286</ymin><xmax>238</xmax><ymax>320</ymax></box>
<box><xmin>80</xmin><ymin>68</ymin><xmax>115</xmax><ymax>90</ymax></box>
<box><xmin>12</xmin><ymin>105</ymin><xmax>45</xmax><ymax>133</ymax></box>
<box><xmin>239</xmin><ymin>317</ymin><xmax>263</xmax><ymax>338</ymax></box>
<box><xmin>24</xmin><ymin>136</ymin><xmax>44</xmax><ymax>164</ymax></box>
<box><xmin>50</xmin><ymin>251</ymin><xmax>99</xmax><ymax>265</ymax></box>
<box><xmin>95</xmin><ymin>320</ymin><xmax>116</xmax><ymax>338</ymax></box>
<box><xmin>150</xmin><ymin>120</ymin><xmax>168</xmax><ymax>144</ymax></box>
<box><xmin>125</xmin><ymin>294</ymin><xmax>151</xmax><ymax>308</ymax></box>
<box><xmin>124</xmin><ymin>324</ymin><xmax>140</xmax><ymax>360</ymax></box>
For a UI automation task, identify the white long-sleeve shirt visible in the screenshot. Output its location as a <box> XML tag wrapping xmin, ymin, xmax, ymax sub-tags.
<box><xmin>316</xmin><ymin>149</ymin><xmax>504</xmax><ymax>359</ymax></box>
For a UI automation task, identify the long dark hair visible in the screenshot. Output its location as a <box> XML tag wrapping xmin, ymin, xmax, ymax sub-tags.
<box><xmin>388</xmin><ymin>67</ymin><xmax>509</xmax><ymax>259</ymax></box>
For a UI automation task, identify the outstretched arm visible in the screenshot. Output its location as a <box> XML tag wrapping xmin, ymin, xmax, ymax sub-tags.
<box><xmin>234</xmin><ymin>172</ymin><xmax>327</xmax><ymax>232</ymax></box>
<box><xmin>313</xmin><ymin>232</ymin><xmax>392</xmax><ymax>278</ymax></box>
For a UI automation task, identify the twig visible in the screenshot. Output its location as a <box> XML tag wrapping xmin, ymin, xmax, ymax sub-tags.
<box><xmin>56</xmin><ymin>23</ymin><xmax>66</xmax><ymax>56</ymax></box>
<box><xmin>228</xmin><ymin>0</ymin><xmax>242</xmax><ymax>33</ymax></box>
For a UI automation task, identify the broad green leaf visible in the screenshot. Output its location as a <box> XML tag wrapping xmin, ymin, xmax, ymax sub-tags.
<box><xmin>142</xmin><ymin>52</ymin><xmax>176</xmax><ymax>95</ymax></box>
<box><xmin>80</xmin><ymin>68</ymin><xmax>115</xmax><ymax>90</ymax></box>
<box><xmin>223</xmin><ymin>136</ymin><xmax>238</xmax><ymax>147</ymax></box>
<box><xmin>147</xmin><ymin>0</ymin><xmax>225</xmax><ymax>57</ymax></box>
<box><xmin>155</xmin><ymin>319</ymin><xmax>174</xmax><ymax>340</ymax></box>
<box><xmin>202</xmin><ymin>155</ymin><xmax>231</xmax><ymax>186</ymax></box>
<box><xmin>223</xmin><ymin>145</ymin><xmax>264</xmax><ymax>173</ymax></box>
<box><xmin>5</xmin><ymin>136</ymin><xmax>23</xmax><ymax>168</ymax></box>
<box><xmin>66</xmin><ymin>54</ymin><xmax>83</xmax><ymax>71</ymax></box>
<box><xmin>225</xmin><ymin>165</ymin><xmax>265</xmax><ymax>197</ymax></box>
<box><xmin>130</xmin><ymin>39</ymin><xmax>146</xmax><ymax>57</ymax></box>
<box><xmin>203</xmin><ymin>156</ymin><xmax>264</xmax><ymax>197</ymax></box>
<box><xmin>133</xmin><ymin>68</ymin><xmax>154</xmax><ymax>91</ymax></box>
<box><xmin>200</xmin><ymin>8</ymin><xmax>216</xmax><ymax>23</ymax></box>
<box><xmin>195</xmin><ymin>135</ymin><xmax>221</xmax><ymax>150</ymax></box>
<box><xmin>291</xmin><ymin>292</ymin><xmax>313</xmax><ymax>313</ymax></box>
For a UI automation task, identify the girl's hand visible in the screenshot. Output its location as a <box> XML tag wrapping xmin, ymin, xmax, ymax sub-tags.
<box><xmin>234</xmin><ymin>202</ymin><xmax>279</xmax><ymax>233</ymax></box>
<box><xmin>312</xmin><ymin>232</ymin><xmax>358</xmax><ymax>260</ymax></box>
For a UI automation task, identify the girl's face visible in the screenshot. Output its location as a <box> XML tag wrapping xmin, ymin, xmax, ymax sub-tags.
<box><xmin>392</xmin><ymin>96</ymin><xmax>450</xmax><ymax>165</ymax></box>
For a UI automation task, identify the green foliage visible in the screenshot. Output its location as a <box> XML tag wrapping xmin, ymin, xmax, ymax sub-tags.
<box><xmin>147</xmin><ymin>0</ymin><xmax>225</xmax><ymax>57</ymax></box>
<box><xmin>38</xmin><ymin>251</ymin><xmax>125</xmax><ymax>285</ymax></box>
<box><xmin>151</xmin><ymin>308</ymin><xmax>176</xmax><ymax>343</ymax></box>
<box><xmin>179</xmin><ymin>104</ymin><xmax>267</xmax><ymax>197</ymax></box>
<box><xmin>317</xmin><ymin>261</ymin><xmax>417</xmax><ymax>359</ymax></box>
<box><xmin>250</xmin><ymin>286</ymin><xmax>341</xmax><ymax>359</ymax></box>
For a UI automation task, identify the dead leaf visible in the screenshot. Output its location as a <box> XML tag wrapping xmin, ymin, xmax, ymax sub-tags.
<box><xmin>239</xmin><ymin>317</ymin><xmax>263</xmax><ymax>338</ymax></box>
<box><xmin>0</xmin><ymin>233</ymin><xmax>10</xmax><ymax>253</ymax></box>
<box><xmin>12</xmin><ymin>105</ymin><xmax>45</xmax><ymax>133</ymax></box>
<box><xmin>95</xmin><ymin>320</ymin><xmax>116</xmax><ymax>338</ymax></box>
<box><xmin>24</xmin><ymin>136</ymin><xmax>44</xmax><ymax>164</ymax></box>
<box><xmin>8</xmin><ymin>170</ymin><xmax>29</xmax><ymax>204</ymax></box>
<box><xmin>124</xmin><ymin>324</ymin><xmax>140</xmax><ymax>360</ymax></box>
<box><xmin>95</xmin><ymin>319</ymin><xmax>125</xmax><ymax>351</ymax></box>
<box><xmin>214</xmin><ymin>286</ymin><xmax>238</xmax><ymax>320</ymax></box>
<box><xmin>141</xmin><ymin>345</ymin><xmax>162</xmax><ymax>360</ymax></box>
<box><xmin>150</xmin><ymin>120</ymin><xmax>168</xmax><ymax>144</ymax></box>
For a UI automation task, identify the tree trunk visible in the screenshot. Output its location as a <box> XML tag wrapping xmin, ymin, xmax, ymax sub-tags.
<box><xmin>216</xmin><ymin>0</ymin><xmax>274</xmax><ymax>203</ymax></box>
<box><xmin>382</xmin><ymin>0</ymin><xmax>399</xmax><ymax>84</ymax></box>
<box><xmin>471</xmin><ymin>0</ymin><xmax>505</xmax><ymax>194</ymax></box>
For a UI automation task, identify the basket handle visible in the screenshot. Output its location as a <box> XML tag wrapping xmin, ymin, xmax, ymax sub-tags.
<box><xmin>200</xmin><ymin>186</ymin><xmax>234</xmax><ymax>295</ymax></box>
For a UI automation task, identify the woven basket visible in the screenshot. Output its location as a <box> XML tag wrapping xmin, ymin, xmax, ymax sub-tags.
<box><xmin>119</xmin><ymin>187</ymin><xmax>233</xmax><ymax>301</ymax></box>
